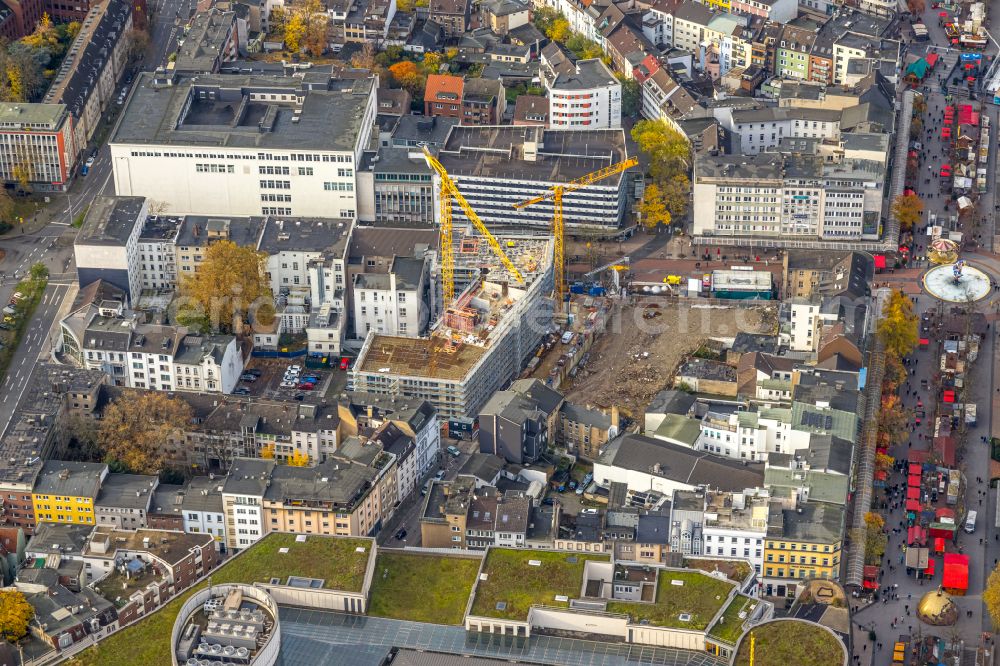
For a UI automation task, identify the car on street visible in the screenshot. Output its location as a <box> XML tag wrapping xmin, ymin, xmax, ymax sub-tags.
<box><xmin>395</xmin><ymin>528</ymin><xmax>407</xmax><ymax>540</ymax></box>
<box><xmin>446</xmin><ymin>445</ymin><xmax>461</xmax><ymax>458</ymax></box>
<box><xmin>434</xmin><ymin>470</ymin><xmax>446</xmax><ymax>481</ymax></box>
<box><xmin>234</xmin><ymin>387</ymin><xmax>250</xmax><ymax>395</ymax></box>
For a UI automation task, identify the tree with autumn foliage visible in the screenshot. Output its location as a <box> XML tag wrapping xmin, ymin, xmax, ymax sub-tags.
<box><xmin>878</xmin><ymin>290</ymin><xmax>920</xmax><ymax>359</ymax></box>
<box><xmin>0</xmin><ymin>588</ymin><xmax>32</xmax><ymax>643</ymax></box>
<box><xmin>631</xmin><ymin>119</ymin><xmax>691</xmax><ymax>182</ymax></box>
<box><xmin>287</xmin><ymin>450</ymin><xmax>310</xmax><ymax>466</ymax></box>
<box><xmin>389</xmin><ymin>61</ymin><xmax>424</xmax><ymax>96</ymax></box>
<box><xmin>638</xmin><ymin>183</ymin><xmax>671</xmax><ymax>231</ymax></box>
<box><xmin>863</xmin><ymin>512</ymin><xmax>887</xmax><ymax>565</ymax></box>
<box><xmin>985</xmin><ymin>563</ymin><xmax>1000</xmax><ymax>629</ymax></box>
<box><xmin>98</xmin><ymin>392</ymin><xmax>192</xmax><ymax>475</ymax></box>
<box><xmin>879</xmin><ymin>393</ymin><xmax>911</xmax><ymax>445</ymax></box>
<box><xmin>179</xmin><ymin>240</ymin><xmax>271</xmax><ymax>333</ymax></box>
<box><xmin>891</xmin><ymin>193</ymin><xmax>924</xmax><ymax>231</ymax></box>
<box><xmin>875</xmin><ymin>452</ymin><xmax>895</xmax><ymax>471</ymax></box>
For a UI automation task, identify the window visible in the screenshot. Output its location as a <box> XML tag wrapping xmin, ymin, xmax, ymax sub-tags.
<box><xmin>298</xmin><ymin>167</ymin><xmax>314</xmax><ymax>176</ymax></box>
<box><xmin>337</xmin><ymin>168</ymin><xmax>353</xmax><ymax>178</ymax></box>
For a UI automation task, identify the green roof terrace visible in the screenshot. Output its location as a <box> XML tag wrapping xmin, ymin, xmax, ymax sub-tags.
<box><xmin>606</xmin><ymin>570</ymin><xmax>734</xmax><ymax>631</ymax></box>
<box><xmin>469</xmin><ymin>549</ymin><xmax>610</xmax><ymax>621</ymax></box>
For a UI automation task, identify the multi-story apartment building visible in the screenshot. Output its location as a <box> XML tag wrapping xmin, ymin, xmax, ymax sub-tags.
<box><xmin>776</xmin><ymin>24</ymin><xmax>817</xmax><ymax>80</ymax></box>
<box><xmin>353</xmin><ymin>256</ymin><xmax>429</xmax><ymax>338</ymax></box>
<box><xmin>763</xmin><ymin>501</ymin><xmax>845</xmax><ymax>597</ymax></box>
<box><xmin>221</xmin><ymin>458</ymin><xmax>274</xmax><ymax>551</ymax></box>
<box><xmin>94</xmin><ymin>473</ymin><xmax>158</xmax><ymax>529</ymax></box>
<box><xmin>32</xmin><ymin>462</ymin><xmax>109</xmax><ymax>527</ymax></box>
<box><xmin>423</xmin><ymin>75</ymin><xmax>505</xmax><ymax>125</ymax></box>
<box><xmin>433</xmin><ymin>126</ymin><xmax>633</xmax><ymax>231</ymax></box>
<box><xmin>544</xmin><ymin>58</ymin><xmax>622</xmax><ymax>129</ymax></box>
<box><xmin>428</xmin><ymin>0</ymin><xmax>471</xmax><ymax>36</ymax></box>
<box><xmin>725</xmin><ymin>107</ymin><xmax>842</xmax><ymax>155</ymax></box>
<box><xmin>351</xmin><ymin>236</ymin><xmax>554</xmax><ymax>420</ymax></box>
<box><xmin>181</xmin><ymin>475</ymin><xmax>227</xmax><ymax>549</ymax></box>
<box><xmin>420</xmin><ymin>477</ymin><xmax>530</xmax><ymax>549</ymax></box>
<box><xmin>0</xmin><ymin>103</ymin><xmax>76</xmax><ymax>192</ymax></box>
<box><xmin>341</xmin><ymin>392</ymin><xmax>441</xmax><ymax>476</ymax></box>
<box><xmin>111</xmin><ymin>72</ymin><xmax>377</xmax><ymax>217</ymax></box>
<box><xmin>173</xmin><ymin>8</ymin><xmax>239</xmax><ymax>75</ymax></box>
<box><xmin>262</xmin><ymin>454</ymin><xmax>399</xmax><ymax>538</ymax></box>
<box><xmin>0</xmin><ymin>365</ymin><xmax>106</xmax><ymax>534</ymax></box>
<box><xmin>137</xmin><ymin>215</ymin><xmax>181</xmax><ymax>291</ymax></box>
<box><xmin>79</xmin><ymin>316</ymin><xmax>244</xmax><ymax>393</ymax></box>
<box><xmin>702</xmin><ymin>489</ymin><xmax>769</xmax><ymax>575</ymax></box>
<box><xmin>44</xmin><ymin>0</ymin><xmax>133</xmax><ymax>159</ymax></box>
<box><xmin>559</xmin><ymin>402</ymin><xmax>619</xmax><ymax>461</ymax></box>
<box><xmin>74</xmin><ymin>196</ymin><xmax>147</xmax><ymax>303</ymax></box>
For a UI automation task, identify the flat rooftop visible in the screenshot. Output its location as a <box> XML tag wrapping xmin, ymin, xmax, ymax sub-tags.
<box><xmin>359</xmin><ymin>334</ymin><xmax>487</xmax><ymax>381</ymax></box>
<box><xmin>606</xmin><ymin>569</ymin><xmax>734</xmax><ymax>631</ymax></box>
<box><xmin>220</xmin><ymin>533</ymin><xmax>374</xmax><ymax>592</ymax></box>
<box><xmin>258</xmin><ymin>217</ymin><xmax>352</xmax><ymax>255</ymax></box>
<box><xmin>470</xmin><ymin>548</ymin><xmax>609</xmax><ymax>621</ymax></box>
<box><xmin>113</xmin><ymin>73</ymin><xmax>373</xmax><ymax>151</ymax></box>
<box><xmin>438</xmin><ymin>125</ymin><xmax>630</xmax><ymax>184</ymax></box>
<box><xmin>77</xmin><ymin>196</ymin><xmax>144</xmax><ymax>246</ymax></box>
<box><xmin>86</xmin><ymin>526</ymin><xmax>213</xmax><ymax>566</ymax></box>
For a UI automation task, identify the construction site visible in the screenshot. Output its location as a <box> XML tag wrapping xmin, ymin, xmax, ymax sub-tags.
<box><xmin>351</xmin><ymin>232</ymin><xmax>555</xmax><ymax>421</ymax></box>
<box><xmin>530</xmin><ymin>298</ymin><xmax>776</xmax><ymax>417</ymax></box>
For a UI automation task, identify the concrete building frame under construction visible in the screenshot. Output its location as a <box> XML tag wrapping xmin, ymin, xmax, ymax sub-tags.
<box><xmin>349</xmin><ymin>234</ymin><xmax>554</xmax><ymax>420</ymax></box>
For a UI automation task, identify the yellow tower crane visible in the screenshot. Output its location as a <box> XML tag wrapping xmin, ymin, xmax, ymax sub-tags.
<box><xmin>422</xmin><ymin>146</ymin><xmax>525</xmax><ymax>308</ymax></box>
<box><xmin>512</xmin><ymin>156</ymin><xmax>638</xmax><ymax>308</ymax></box>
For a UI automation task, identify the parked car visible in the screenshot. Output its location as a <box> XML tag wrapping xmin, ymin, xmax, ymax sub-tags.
<box><xmin>339</xmin><ymin>357</ymin><xmax>350</xmax><ymax>370</ymax></box>
<box><xmin>296</xmin><ymin>382</ymin><xmax>315</xmax><ymax>390</ymax></box>
<box><xmin>301</xmin><ymin>376</ymin><xmax>319</xmax><ymax>384</ymax></box>
<box><xmin>542</xmin><ymin>497</ymin><xmax>555</xmax><ymax>506</ymax></box>
<box><xmin>288</xmin><ymin>365</ymin><xmax>302</xmax><ymax>372</ymax></box>
<box><xmin>446</xmin><ymin>445</ymin><xmax>461</xmax><ymax>458</ymax></box>
<box><xmin>3</xmin><ymin>316</ymin><xmax>14</xmax><ymax>324</ymax></box>
<box><xmin>0</xmin><ymin>323</ymin><xmax>11</xmax><ymax>331</ymax></box>
<box><xmin>395</xmin><ymin>528</ymin><xmax>407</xmax><ymax>540</ymax></box>
<box><xmin>233</xmin><ymin>387</ymin><xmax>250</xmax><ymax>395</ymax></box>
<box><xmin>280</xmin><ymin>381</ymin><xmax>296</xmax><ymax>388</ymax></box>
<box><xmin>246</xmin><ymin>369</ymin><xmax>263</xmax><ymax>377</ymax></box>
<box><xmin>239</xmin><ymin>374</ymin><xmax>257</xmax><ymax>382</ymax></box>
<box><xmin>11</xmin><ymin>292</ymin><xmax>24</xmax><ymax>301</ymax></box>
<box><xmin>434</xmin><ymin>470</ymin><xmax>446</xmax><ymax>481</ymax></box>
<box><xmin>2</xmin><ymin>305</ymin><xmax>15</xmax><ymax>315</ymax></box>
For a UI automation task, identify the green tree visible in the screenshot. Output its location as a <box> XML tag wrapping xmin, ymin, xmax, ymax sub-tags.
<box><xmin>98</xmin><ymin>391</ymin><xmax>193</xmax><ymax>474</ymax></box>
<box><xmin>532</xmin><ymin>6</ymin><xmax>561</xmax><ymax>36</ymax></box>
<box><xmin>638</xmin><ymin>183</ymin><xmax>671</xmax><ymax>231</ymax></box>
<box><xmin>877</xmin><ymin>290</ymin><xmax>919</xmax><ymax>359</ymax></box>
<box><xmin>891</xmin><ymin>193</ymin><xmax>924</xmax><ymax>231</ymax></box>
<box><xmin>631</xmin><ymin>119</ymin><xmax>691</xmax><ymax>182</ymax></box>
<box><xmin>615</xmin><ymin>73</ymin><xmax>640</xmax><ymax>118</ymax></box>
<box><xmin>0</xmin><ymin>588</ymin><xmax>32</xmax><ymax>643</ymax></box>
<box><xmin>659</xmin><ymin>172</ymin><xmax>691</xmax><ymax>221</ymax></box>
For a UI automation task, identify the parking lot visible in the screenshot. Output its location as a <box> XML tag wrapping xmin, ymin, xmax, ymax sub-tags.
<box><xmin>234</xmin><ymin>358</ymin><xmax>335</xmax><ymax>401</ymax></box>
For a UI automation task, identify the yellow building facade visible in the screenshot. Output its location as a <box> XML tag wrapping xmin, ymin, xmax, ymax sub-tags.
<box><xmin>31</xmin><ymin>461</ymin><xmax>108</xmax><ymax>526</ymax></box>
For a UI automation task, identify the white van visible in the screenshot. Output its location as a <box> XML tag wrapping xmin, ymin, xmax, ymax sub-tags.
<box><xmin>964</xmin><ymin>510</ymin><xmax>977</xmax><ymax>533</ymax></box>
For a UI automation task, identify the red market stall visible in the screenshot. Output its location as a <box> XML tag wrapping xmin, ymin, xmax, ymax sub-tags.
<box><xmin>929</xmin><ymin>522</ymin><xmax>957</xmax><ymax>540</ymax></box>
<box><xmin>906</xmin><ymin>499</ymin><xmax>922</xmax><ymax>512</ymax></box>
<box><xmin>908</xmin><ymin>525</ymin><xmax>927</xmax><ymax>546</ymax></box>
<box><xmin>924</xmin><ymin>557</ymin><xmax>936</xmax><ymax>579</ymax></box>
<box><xmin>943</xmin><ymin>390</ymin><xmax>956</xmax><ymax>403</ymax></box>
<box><xmin>908</xmin><ymin>463</ymin><xmax>922</xmax><ymax>475</ymax></box>
<box><xmin>934</xmin><ymin>537</ymin><xmax>946</xmax><ymax>553</ymax></box>
<box><xmin>943</xmin><ymin>553</ymin><xmax>970</xmax><ymax>595</ymax></box>
<box><xmin>942</xmin><ymin>127</ymin><xmax>952</xmax><ymax>139</ymax></box>
<box><xmin>863</xmin><ymin>565</ymin><xmax>880</xmax><ymax>591</ymax></box>
<box><xmin>936</xmin><ymin>508</ymin><xmax>955</xmax><ymax>521</ymax></box>
<box><xmin>908</xmin><ymin>474</ymin><xmax>922</xmax><ymax>487</ymax></box>
<box><xmin>874</xmin><ymin>255</ymin><xmax>887</xmax><ymax>271</ymax></box>
<box><xmin>907</xmin><ymin>486</ymin><xmax>921</xmax><ymax>500</ymax></box>
<box><xmin>919</xmin><ymin>337</ymin><xmax>930</xmax><ymax>348</ymax></box>
<box><xmin>940</xmin><ymin>164</ymin><xmax>952</xmax><ymax>177</ymax></box>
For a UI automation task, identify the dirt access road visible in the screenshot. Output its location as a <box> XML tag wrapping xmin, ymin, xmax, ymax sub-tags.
<box><xmin>564</xmin><ymin>300</ymin><xmax>775</xmax><ymax>417</ymax></box>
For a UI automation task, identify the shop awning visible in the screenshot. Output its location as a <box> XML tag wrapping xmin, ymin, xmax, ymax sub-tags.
<box><xmin>908</xmin><ymin>525</ymin><xmax>927</xmax><ymax>545</ymax></box>
<box><xmin>909</xmin><ymin>463</ymin><xmax>923</xmax><ymax>475</ymax></box>
<box><xmin>919</xmin><ymin>338</ymin><xmax>930</xmax><ymax>345</ymax></box>
<box><xmin>863</xmin><ymin>579</ymin><xmax>879</xmax><ymax>590</ymax></box>
<box><xmin>926</xmin><ymin>52</ymin><xmax>940</xmax><ymax>66</ymax></box>
<box><xmin>907</xmin><ymin>486</ymin><xmax>921</xmax><ymax>500</ymax></box>
<box><xmin>936</xmin><ymin>507</ymin><xmax>955</xmax><ymax>520</ymax></box>
<box><xmin>908</xmin><ymin>474</ymin><xmax>922</xmax><ymax>487</ymax></box>
<box><xmin>934</xmin><ymin>537</ymin><xmax>946</xmax><ymax>553</ymax></box>
<box><xmin>874</xmin><ymin>255</ymin><xmax>887</xmax><ymax>269</ymax></box>
<box><xmin>943</xmin><ymin>389</ymin><xmax>956</xmax><ymax>403</ymax></box>
<box><xmin>925</xmin><ymin>557</ymin><xmax>936</xmax><ymax>577</ymax></box>
<box><xmin>906</xmin><ymin>499</ymin><xmax>922</xmax><ymax>511</ymax></box>
<box><xmin>943</xmin><ymin>553</ymin><xmax>969</xmax><ymax>590</ymax></box>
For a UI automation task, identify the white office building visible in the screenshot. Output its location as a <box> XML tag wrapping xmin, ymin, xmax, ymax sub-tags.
<box><xmin>110</xmin><ymin>72</ymin><xmax>377</xmax><ymax>217</ymax></box>
<box><xmin>543</xmin><ymin>58</ymin><xmax>622</xmax><ymax>130</ymax></box>
<box><xmin>353</xmin><ymin>256</ymin><xmax>429</xmax><ymax>338</ymax></box>
<box><xmin>74</xmin><ymin>196</ymin><xmax>147</xmax><ymax>303</ymax></box>
<box><xmin>222</xmin><ymin>458</ymin><xmax>275</xmax><ymax>551</ymax></box>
